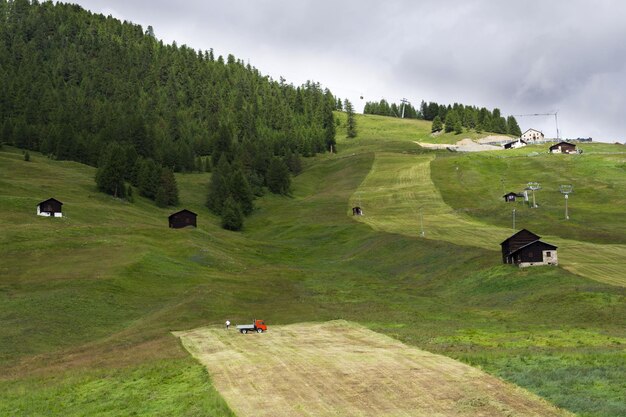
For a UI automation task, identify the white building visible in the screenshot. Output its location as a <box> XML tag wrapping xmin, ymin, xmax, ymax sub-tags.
<box><xmin>521</xmin><ymin>129</ymin><xmax>544</xmax><ymax>142</ymax></box>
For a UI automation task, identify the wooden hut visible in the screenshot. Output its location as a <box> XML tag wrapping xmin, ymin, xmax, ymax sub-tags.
<box><xmin>168</xmin><ymin>209</ymin><xmax>197</xmax><ymax>228</ymax></box>
<box><xmin>37</xmin><ymin>198</ymin><xmax>63</xmax><ymax>217</ymax></box>
<box><xmin>503</xmin><ymin>192</ymin><xmax>518</xmax><ymax>202</ymax></box>
<box><xmin>549</xmin><ymin>141</ymin><xmax>577</xmax><ymax>154</ymax></box>
<box><xmin>501</xmin><ymin>229</ymin><xmax>558</xmax><ymax>267</ymax></box>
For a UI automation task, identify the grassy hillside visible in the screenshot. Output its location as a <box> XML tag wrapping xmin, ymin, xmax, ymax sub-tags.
<box><xmin>1</xmin><ymin>114</ymin><xmax>625</xmax><ymax>417</ymax></box>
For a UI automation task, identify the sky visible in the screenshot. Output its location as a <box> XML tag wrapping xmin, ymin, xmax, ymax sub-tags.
<box><xmin>72</xmin><ymin>0</ymin><xmax>626</xmax><ymax>142</ymax></box>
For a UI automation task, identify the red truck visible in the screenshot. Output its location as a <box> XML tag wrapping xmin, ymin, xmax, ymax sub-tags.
<box><xmin>236</xmin><ymin>319</ymin><xmax>267</xmax><ymax>334</ymax></box>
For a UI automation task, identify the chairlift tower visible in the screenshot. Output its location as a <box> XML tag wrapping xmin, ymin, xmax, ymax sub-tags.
<box><xmin>400</xmin><ymin>98</ymin><xmax>409</xmax><ymax>119</ymax></box>
<box><xmin>527</xmin><ymin>182</ymin><xmax>541</xmax><ymax>208</ymax></box>
<box><xmin>559</xmin><ymin>185</ymin><xmax>573</xmax><ymax>220</ymax></box>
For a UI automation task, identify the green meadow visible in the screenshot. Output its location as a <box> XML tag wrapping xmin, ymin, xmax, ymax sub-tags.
<box><xmin>0</xmin><ymin>114</ymin><xmax>625</xmax><ymax>417</ymax></box>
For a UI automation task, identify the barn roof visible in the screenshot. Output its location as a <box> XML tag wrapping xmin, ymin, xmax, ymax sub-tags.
<box><xmin>509</xmin><ymin>240</ymin><xmax>558</xmax><ymax>256</ymax></box>
<box><xmin>500</xmin><ymin>229</ymin><xmax>541</xmax><ymax>246</ymax></box>
<box><xmin>168</xmin><ymin>209</ymin><xmax>197</xmax><ymax>219</ymax></box>
<box><xmin>37</xmin><ymin>198</ymin><xmax>63</xmax><ymax>206</ymax></box>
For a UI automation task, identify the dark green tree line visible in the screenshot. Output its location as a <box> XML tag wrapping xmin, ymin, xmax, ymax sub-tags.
<box><xmin>0</xmin><ymin>0</ymin><xmax>338</xmax><ymax>225</ymax></box>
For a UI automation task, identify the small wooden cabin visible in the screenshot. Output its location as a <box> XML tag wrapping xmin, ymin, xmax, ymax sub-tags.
<box><xmin>503</xmin><ymin>192</ymin><xmax>518</xmax><ymax>202</ymax></box>
<box><xmin>37</xmin><ymin>198</ymin><xmax>63</xmax><ymax>217</ymax></box>
<box><xmin>549</xmin><ymin>141</ymin><xmax>577</xmax><ymax>154</ymax></box>
<box><xmin>168</xmin><ymin>209</ymin><xmax>197</xmax><ymax>228</ymax></box>
<box><xmin>501</xmin><ymin>229</ymin><xmax>558</xmax><ymax>267</ymax></box>
<box><xmin>352</xmin><ymin>206</ymin><xmax>363</xmax><ymax>216</ymax></box>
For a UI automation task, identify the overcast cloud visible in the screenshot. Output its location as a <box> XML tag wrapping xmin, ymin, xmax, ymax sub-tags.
<box><xmin>72</xmin><ymin>0</ymin><xmax>626</xmax><ymax>141</ymax></box>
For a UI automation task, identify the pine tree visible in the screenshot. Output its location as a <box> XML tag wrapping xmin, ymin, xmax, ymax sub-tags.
<box><xmin>506</xmin><ymin>116</ymin><xmax>522</xmax><ymax>137</ymax></box>
<box><xmin>286</xmin><ymin>152</ymin><xmax>302</xmax><ymax>175</ymax></box>
<box><xmin>266</xmin><ymin>157</ymin><xmax>291</xmax><ymax>195</ymax></box>
<box><xmin>444</xmin><ymin>112</ymin><xmax>456</xmax><ymax>133</ymax></box>
<box><xmin>454</xmin><ymin>119</ymin><xmax>463</xmax><ymax>134</ymax></box>
<box><xmin>221</xmin><ymin>196</ymin><xmax>243</xmax><ymax>231</ymax></box>
<box><xmin>431</xmin><ymin>115</ymin><xmax>443</xmax><ymax>132</ymax></box>
<box><xmin>344</xmin><ymin>99</ymin><xmax>357</xmax><ymax>138</ymax></box>
<box><xmin>156</xmin><ymin>167</ymin><xmax>179</xmax><ymax>207</ymax></box>
<box><xmin>206</xmin><ymin>154</ymin><xmax>232</xmax><ymax>214</ymax></box>
<box><xmin>230</xmin><ymin>167</ymin><xmax>254</xmax><ymax>215</ymax></box>
<box><xmin>137</xmin><ymin>158</ymin><xmax>161</xmax><ymax>199</ymax></box>
<box><xmin>95</xmin><ymin>143</ymin><xmax>127</xmax><ymax>198</ymax></box>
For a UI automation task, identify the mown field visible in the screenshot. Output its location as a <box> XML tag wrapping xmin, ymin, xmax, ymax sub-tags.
<box><xmin>1</xmin><ymin>113</ymin><xmax>625</xmax><ymax>417</ymax></box>
<box><xmin>176</xmin><ymin>321</ymin><xmax>569</xmax><ymax>417</ymax></box>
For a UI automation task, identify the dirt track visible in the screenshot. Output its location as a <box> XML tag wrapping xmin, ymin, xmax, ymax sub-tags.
<box><xmin>174</xmin><ymin>321</ymin><xmax>570</xmax><ymax>417</ymax></box>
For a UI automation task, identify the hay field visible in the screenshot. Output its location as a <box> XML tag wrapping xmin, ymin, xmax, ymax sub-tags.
<box><xmin>175</xmin><ymin>321</ymin><xmax>569</xmax><ymax>417</ymax></box>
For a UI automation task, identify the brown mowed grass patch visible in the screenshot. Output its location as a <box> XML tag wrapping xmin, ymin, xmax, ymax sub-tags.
<box><xmin>174</xmin><ymin>321</ymin><xmax>571</xmax><ymax>417</ymax></box>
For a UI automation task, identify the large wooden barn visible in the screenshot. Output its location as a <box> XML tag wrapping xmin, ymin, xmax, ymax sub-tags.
<box><xmin>36</xmin><ymin>198</ymin><xmax>63</xmax><ymax>217</ymax></box>
<box><xmin>549</xmin><ymin>141</ymin><xmax>577</xmax><ymax>154</ymax></box>
<box><xmin>501</xmin><ymin>229</ymin><xmax>558</xmax><ymax>267</ymax></box>
<box><xmin>168</xmin><ymin>209</ymin><xmax>197</xmax><ymax>228</ymax></box>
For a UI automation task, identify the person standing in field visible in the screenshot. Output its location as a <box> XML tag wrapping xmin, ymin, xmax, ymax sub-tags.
<box><xmin>225</xmin><ymin>320</ymin><xmax>230</xmax><ymax>330</ymax></box>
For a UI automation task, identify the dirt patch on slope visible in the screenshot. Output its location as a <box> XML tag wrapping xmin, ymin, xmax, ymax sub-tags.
<box><xmin>175</xmin><ymin>321</ymin><xmax>569</xmax><ymax>417</ymax></box>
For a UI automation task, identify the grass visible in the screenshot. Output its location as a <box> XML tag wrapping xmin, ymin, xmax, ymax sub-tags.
<box><xmin>0</xmin><ymin>357</ymin><xmax>235</xmax><ymax>417</ymax></box>
<box><xmin>0</xmin><ymin>112</ymin><xmax>625</xmax><ymax>417</ymax></box>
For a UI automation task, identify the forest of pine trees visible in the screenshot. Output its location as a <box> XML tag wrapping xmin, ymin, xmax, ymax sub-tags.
<box><xmin>0</xmin><ymin>0</ymin><xmax>337</xmax><ymax>229</ymax></box>
<box><xmin>364</xmin><ymin>98</ymin><xmax>522</xmax><ymax>137</ymax></box>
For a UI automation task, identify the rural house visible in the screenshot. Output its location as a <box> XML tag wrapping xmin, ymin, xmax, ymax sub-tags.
<box><xmin>549</xmin><ymin>141</ymin><xmax>577</xmax><ymax>154</ymax></box>
<box><xmin>36</xmin><ymin>198</ymin><xmax>63</xmax><ymax>217</ymax></box>
<box><xmin>168</xmin><ymin>209</ymin><xmax>197</xmax><ymax>228</ymax></box>
<box><xmin>503</xmin><ymin>139</ymin><xmax>527</xmax><ymax>149</ymax></box>
<box><xmin>521</xmin><ymin>129</ymin><xmax>544</xmax><ymax>142</ymax></box>
<box><xmin>500</xmin><ymin>229</ymin><xmax>558</xmax><ymax>267</ymax></box>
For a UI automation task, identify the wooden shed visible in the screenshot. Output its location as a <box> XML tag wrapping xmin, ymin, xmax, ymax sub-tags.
<box><xmin>37</xmin><ymin>198</ymin><xmax>63</xmax><ymax>217</ymax></box>
<box><xmin>501</xmin><ymin>229</ymin><xmax>558</xmax><ymax>267</ymax></box>
<box><xmin>549</xmin><ymin>141</ymin><xmax>577</xmax><ymax>154</ymax></box>
<box><xmin>168</xmin><ymin>209</ymin><xmax>197</xmax><ymax>228</ymax></box>
<box><xmin>503</xmin><ymin>192</ymin><xmax>518</xmax><ymax>202</ymax></box>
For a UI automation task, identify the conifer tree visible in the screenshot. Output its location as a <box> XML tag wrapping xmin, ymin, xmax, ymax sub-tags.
<box><xmin>95</xmin><ymin>143</ymin><xmax>127</xmax><ymax>198</ymax></box>
<box><xmin>137</xmin><ymin>158</ymin><xmax>161</xmax><ymax>199</ymax></box>
<box><xmin>266</xmin><ymin>157</ymin><xmax>291</xmax><ymax>195</ymax></box>
<box><xmin>156</xmin><ymin>168</ymin><xmax>179</xmax><ymax>207</ymax></box>
<box><xmin>230</xmin><ymin>167</ymin><xmax>254</xmax><ymax>215</ymax></box>
<box><xmin>444</xmin><ymin>112</ymin><xmax>456</xmax><ymax>133</ymax></box>
<box><xmin>454</xmin><ymin>119</ymin><xmax>463</xmax><ymax>134</ymax></box>
<box><xmin>206</xmin><ymin>154</ymin><xmax>232</xmax><ymax>214</ymax></box>
<box><xmin>221</xmin><ymin>196</ymin><xmax>243</xmax><ymax>231</ymax></box>
<box><xmin>506</xmin><ymin>116</ymin><xmax>522</xmax><ymax>137</ymax></box>
<box><xmin>431</xmin><ymin>115</ymin><xmax>443</xmax><ymax>133</ymax></box>
<box><xmin>344</xmin><ymin>99</ymin><xmax>357</xmax><ymax>138</ymax></box>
